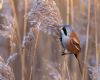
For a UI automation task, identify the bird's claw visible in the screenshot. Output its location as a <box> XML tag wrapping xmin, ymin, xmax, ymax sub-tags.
<box><xmin>61</xmin><ymin>52</ymin><xmax>66</xmax><ymax>55</ymax></box>
<box><xmin>61</xmin><ymin>51</ymin><xmax>71</xmax><ymax>56</ymax></box>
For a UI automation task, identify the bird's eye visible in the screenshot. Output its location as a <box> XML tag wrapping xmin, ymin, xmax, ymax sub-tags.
<box><xmin>62</xmin><ymin>27</ymin><xmax>67</xmax><ymax>35</ymax></box>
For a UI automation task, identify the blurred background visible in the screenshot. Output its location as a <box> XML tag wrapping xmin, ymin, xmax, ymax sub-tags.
<box><xmin>0</xmin><ymin>0</ymin><xmax>100</xmax><ymax>80</ymax></box>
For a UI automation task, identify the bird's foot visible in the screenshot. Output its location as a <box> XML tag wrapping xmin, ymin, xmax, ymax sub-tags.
<box><xmin>61</xmin><ymin>52</ymin><xmax>66</xmax><ymax>55</ymax></box>
<box><xmin>61</xmin><ymin>50</ymin><xmax>71</xmax><ymax>56</ymax></box>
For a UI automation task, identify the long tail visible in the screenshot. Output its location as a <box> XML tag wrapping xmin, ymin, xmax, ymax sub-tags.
<box><xmin>75</xmin><ymin>54</ymin><xmax>82</xmax><ymax>74</ymax></box>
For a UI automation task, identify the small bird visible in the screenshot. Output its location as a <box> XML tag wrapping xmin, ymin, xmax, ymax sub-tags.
<box><xmin>60</xmin><ymin>25</ymin><xmax>82</xmax><ymax>74</ymax></box>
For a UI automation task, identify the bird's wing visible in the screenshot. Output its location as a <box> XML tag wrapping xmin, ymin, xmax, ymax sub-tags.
<box><xmin>71</xmin><ymin>37</ymin><xmax>81</xmax><ymax>51</ymax></box>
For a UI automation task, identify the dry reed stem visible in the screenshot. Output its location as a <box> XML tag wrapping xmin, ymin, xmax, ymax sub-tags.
<box><xmin>63</xmin><ymin>0</ymin><xmax>71</xmax><ymax>80</ymax></box>
<box><xmin>66</xmin><ymin>63</ymin><xmax>70</xmax><ymax>80</ymax></box>
<box><xmin>61</xmin><ymin>56</ymin><xmax>70</xmax><ymax>80</ymax></box>
<box><xmin>94</xmin><ymin>0</ymin><xmax>99</xmax><ymax>79</ymax></box>
<box><xmin>0</xmin><ymin>0</ymin><xmax>3</xmax><ymax>10</ymax></box>
<box><xmin>8</xmin><ymin>0</ymin><xmax>21</xmax><ymax>45</ymax></box>
<box><xmin>8</xmin><ymin>0</ymin><xmax>25</xmax><ymax>80</ymax></box>
<box><xmin>29</xmin><ymin>22</ymin><xmax>41</xmax><ymax>80</ymax></box>
<box><xmin>94</xmin><ymin>0</ymin><xmax>98</xmax><ymax>67</ymax></box>
<box><xmin>82</xmin><ymin>0</ymin><xmax>90</xmax><ymax>80</ymax></box>
<box><xmin>73</xmin><ymin>60</ymin><xmax>77</xmax><ymax>80</ymax></box>
<box><xmin>20</xmin><ymin>46</ymin><xmax>25</xmax><ymax>80</ymax></box>
<box><xmin>70</xmin><ymin>0</ymin><xmax>74</xmax><ymax>27</ymax></box>
<box><xmin>21</xmin><ymin>0</ymin><xmax>29</xmax><ymax>79</ymax></box>
<box><xmin>70</xmin><ymin>0</ymin><xmax>78</xmax><ymax>79</ymax></box>
<box><xmin>61</xmin><ymin>56</ymin><xmax>66</xmax><ymax>80</ymax></box>
<box><xmin>66</xmin><ymin>0</ymin><xmax>70</xmax><ymax>24</ymax></box>
<box><xmin>29</xmin><ymin>29</ymin><xmax>40</xmax><ymax>80</ymax></box>
<box><xmin>24</xmin><ymin>0</ymin><xmax>28</xmax><ymax>36</ymax></box>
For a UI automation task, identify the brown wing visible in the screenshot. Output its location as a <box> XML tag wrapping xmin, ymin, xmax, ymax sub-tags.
<box><xmin>68</xmin><ymin>32</ymin><xmax>81</xmax><ymax>54</ymax></box>
<box><xmin>69</xmin><ymin>32</ymin><xmax>82</xmax><ymax>74</ymax></box>
<box><xmin>71</xmin><ymin>37</ymin><xmax>81</xmax><ymax>51</ymax></box>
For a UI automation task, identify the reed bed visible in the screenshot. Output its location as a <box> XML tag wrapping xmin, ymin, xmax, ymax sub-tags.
<box><xmin>0</xmin><ymin>0</ymin><xmax>99</xmax><ymax>80</ymax></box>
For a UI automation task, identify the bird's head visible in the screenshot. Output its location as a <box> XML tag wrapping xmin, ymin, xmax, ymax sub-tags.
<box><xmin>60</xmin><ymin>24</ymin><xmax>73</xmax><ymax>37</ymax></box>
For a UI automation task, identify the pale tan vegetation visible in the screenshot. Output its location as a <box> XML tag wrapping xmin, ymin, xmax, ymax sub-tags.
<box><xmin>0</xmin><ymin>0</ymin><xmax>99</xmax><ymax>80</ymax></box>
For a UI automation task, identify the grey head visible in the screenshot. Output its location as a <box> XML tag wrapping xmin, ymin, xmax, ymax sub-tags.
<box><xmin>60</xmin><ymin>24</ymin><xmax>73</xmax><ymax>48</ymax></box>
<box><xmin>61</xmin><ymin>24</ymin><xmax>73</xmax><ymax>36</ymax></box>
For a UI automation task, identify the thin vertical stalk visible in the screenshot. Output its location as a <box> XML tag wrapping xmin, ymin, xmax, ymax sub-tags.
<box><xmin>24</xmin><ymin>0</ymin><xmax>28</xmax><ymax>36</ymax></box>
<box><xmin>94</xmin><ymin>0</ymin><xmax>99</xmax><ymax>79</ymax></box>
<box><xmin>66</xmin><ymin>58</ymin><xmax>71</xmax><ymax>80</ymax></box>
<box><xmin>29</xmin><ymin>22</ymin><xmax>41</xmax><ymax>80</ymax></box>
<box><xmin>61</xmin><ymin>0</ymin><xmax>70</xmax><ymax>79</ymax></box>
<box><xmin>67</xmin><ymin>0</ymin><xmax>70</xmax><ymax>25</ymax></box>
<box><xmin>70</xmin><ymin>0</ymin><xmax>74</xmax><ymax>27</ymax></box>
<box><xmin>73</xmin><ymin>61</ymin><xmax>77</xmax><ymax>80</ymax></box>
<box><xmin>0</xmin><ymin>0</ymin><xmax>3</xmax><ymax>10</ymax></box>
<box><xmin>63</xmin><ymin>0</ymin><xmax>70</xmax><ymax>80</ymax></box>
<box><xmin>61</xmin><ymin>56</ymin><xmax>70</xmax><ymax>80</ymax></box>
<box><xmin>20</xmin><ymin>52</ymin><xmax>25</xmax><ymax>80</ymax></box>
<box><xmin>8</xmin><ymin>1</ymin><xmax>24</xmax><ymax>80</ymax></box>
<box><xmin>29</xmin><ymin>30</ymin><xmax>40</xmax><ymax>80</ymax></box>
<box><xmin>94</xmin><ymin>0</ymin><xmax>98</xmax><ymax>67</ymax></box>
<box><xmin>21</xmin><ymin>0</ymin><xmax>29</xmax><ymax>80</ymax></box>
<box><xmin>8</xmin><ymin>0</ymin><xmax>21</xmax><ymax>45</ymax></box>
<box><xmin>62</xmin><ymin>56</ymin><xmax>66</xmax><ymax>80</ymax></box>
<box><xmin>70</xmin><ymin>0</ymin><xmax>77</xmax><ymax>79</ymax></box>
<box><xmin>82</xmin><ymin>0</ymin><xmax>90</xmax><ymax>80</ymax></box>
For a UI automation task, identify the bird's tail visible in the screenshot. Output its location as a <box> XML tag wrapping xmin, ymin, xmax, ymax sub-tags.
<box><xmin>75</xmin><ymin>53</ymin><xmax>82</xmax><ymax>75</ymax></box>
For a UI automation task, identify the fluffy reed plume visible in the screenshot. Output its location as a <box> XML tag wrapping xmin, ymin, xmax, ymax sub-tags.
<box><xmin>29</xmin><ymin>21</ymin><xmax>41</xmax><ymax>80</ymax></box>
<box><xmin>27</xmin><ymin>0</ymin><xmax>62</xmax><ymax>34</ymax></box>
<box><xmin>1</xmin><ymin>0</ymin><xmax>99</xmax><ymax>80</ymax></box>
<box><xmin>8</xmin><ymin>0</ymin><xmax>21</xmax><ymax>44</ymax></box>
<box><xmin>6</xmin><ymin>53</ymin><xmax>18</xmax><ymax>65</ymax></box>
<box><xmin>88</xmin><ymin>65</ymin><xmax>100</xmax><ymax>80</ymax></box>
<box><xmin>0</xmin><ymin>56</ymin><xmax>15</xmax><ymax>80</ymax></box>
<box><xmin>42</xmin><ymin>59</ymin><xmax>62</xmax><ymax>80</ymax></box>
<box><xmin>27</xmin><ymin>0</ymin><xmax>66</xmax><ymax>80</ymax></box>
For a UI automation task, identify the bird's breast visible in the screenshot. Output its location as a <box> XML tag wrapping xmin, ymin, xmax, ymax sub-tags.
<box><xmin>62</xmin><ymin>35</ymin><xmax>69</xmax><ymax>48</ymax></box>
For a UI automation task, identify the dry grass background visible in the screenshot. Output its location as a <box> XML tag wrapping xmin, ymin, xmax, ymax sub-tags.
<box><xmin>0</xmin><ymin>0</ymin><xmax>100</xmax><ymax>80</ymax></box>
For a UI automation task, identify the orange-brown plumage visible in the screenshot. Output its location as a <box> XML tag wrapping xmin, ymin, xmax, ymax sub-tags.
<box><xmin>67</xmin><ymin>32</ymin><xmax>82</xmax><ymax>74</ymax></box>
<box><xmin>67</xmin><ymin>32</ymin><xmax>81</xmax><ymax>54</ymax></box>
<box><xmin>60</xmin><ymin>25</ymin><xmax>82</xmax><ymax>74</ymax></box>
